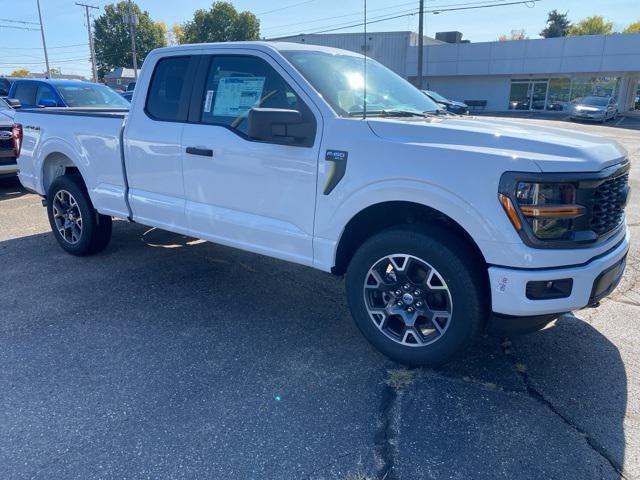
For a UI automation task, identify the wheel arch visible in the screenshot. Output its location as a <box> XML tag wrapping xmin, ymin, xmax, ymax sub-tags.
<box><xmin>332</xmin><ymin>200</ymin><xmax>488</xmax><ymax>276</ymax></box>
<box><xmin>41</xmin><ymin>151</ymin><xmax>82</xmax><ymax>194</ymax></box>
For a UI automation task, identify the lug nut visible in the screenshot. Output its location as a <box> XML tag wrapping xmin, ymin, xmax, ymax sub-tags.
<box><xmin>397</xmin><ymin>300</ymin><xmax>403</xmax><ymax>306</ymax></box>
<box><xmin>416</xmin><ymin>301</ymin><xmax>423</xmax><ymax>308</ymax></box>
<box><xmin>414</xmin><ymin>289</ymin><xmax>421</xmax><ymax>296</ymax></box>
<box><xmin>403</xmin><ymin>284</ymin><xmax>410</xmax><ymax>290</ymax></box>
<box><xmin>395</xmin><ymin>290</ymin><xmax>402</xmax><ymax>296</ymax></box>
<box><xmin>407</xmin><ymin>307</ymin><xmax>414</xmax><ymax>313</ymax></box>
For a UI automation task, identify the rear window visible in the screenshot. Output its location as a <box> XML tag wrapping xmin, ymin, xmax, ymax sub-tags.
<box><xmin>146</xmin><ymin>56</ymin><xmax>191</xmax><ymax>122</ymax></box>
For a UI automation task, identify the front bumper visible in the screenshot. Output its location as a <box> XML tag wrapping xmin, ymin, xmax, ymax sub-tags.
<box><xmin>488</xmin><ymin>227</ymin><xmax>630</xmax><ymax>316</ymax></box>
<box><xmin>571</xmin><ymin>111</ymin><xmax>606</xmax><ymax>121</ymax></box>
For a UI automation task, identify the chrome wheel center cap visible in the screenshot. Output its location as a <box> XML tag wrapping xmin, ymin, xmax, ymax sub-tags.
<box><xmin>401</xmin><ymin>293</ymin><xmax>414</xmax><ymax>305</ymax></box>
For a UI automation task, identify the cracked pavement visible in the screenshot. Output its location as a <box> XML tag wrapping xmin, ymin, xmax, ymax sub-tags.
<box><xmin>1</xmin><ymin>120</ymin><xmax>638</xmax><ymax>479</ymax></box>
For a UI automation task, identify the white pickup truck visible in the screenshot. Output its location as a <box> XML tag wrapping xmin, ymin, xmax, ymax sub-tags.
<box><xmin>15</xmin><ymin>42</ymin><xmax>630</xmax><ymax>365</ymax></box>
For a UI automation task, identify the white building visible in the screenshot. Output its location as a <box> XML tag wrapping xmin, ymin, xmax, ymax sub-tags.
<box><xmin>277</xmin><ymin>32</ymin><xmax>640</xmax><ymax>113</ymax></box>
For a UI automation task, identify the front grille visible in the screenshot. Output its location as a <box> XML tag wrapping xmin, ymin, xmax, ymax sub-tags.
<box><xmin>589</xmin><ymin>173</ymin><xmax>628</xmax><ymax>236</ymax></box>
<box><xmin>0</xmin><ymin>127</ymin><xmax>12</xmax><ymax>151</ymax></box>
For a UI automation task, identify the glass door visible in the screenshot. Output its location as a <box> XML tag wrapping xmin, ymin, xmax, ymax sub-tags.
<box><xmin>530</xmin><ymin>81</ymin><xmax>548</xmax><ymax>110</ymax></box>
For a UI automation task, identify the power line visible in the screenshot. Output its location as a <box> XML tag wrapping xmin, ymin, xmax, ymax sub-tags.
<box><xmin>0</xmin><ymin>23</ymin><xmax>39</xmax><ymax>31</ymax></box>
<box><xmin>257</xmin><ymin>0</ymin><xmax>316</xmax><ymax>15</ymax></box>
<box><xmin>0</xmin><ymin>43</ymin><xmax>88</xmax><ymax>50</ymax></box>
<box><xmin>0</xmin><ymin>18</ymin><xmax>40</xmax><ymax>25</ymax></box>
<box><xmin>269</xmin><ymin>0</ymin><xmax>541</xmax><ymax>37</ymax></box>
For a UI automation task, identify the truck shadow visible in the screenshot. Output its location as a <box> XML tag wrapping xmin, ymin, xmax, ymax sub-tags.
<box><xmin>0</xmin><ymin>176</ymin><xmax>27</xmax><ymax>202</ymax></box>
<box><xmin>0</xmin><ymin>223</ymin><xmax>629</xmax><ymax>479</ymax></box>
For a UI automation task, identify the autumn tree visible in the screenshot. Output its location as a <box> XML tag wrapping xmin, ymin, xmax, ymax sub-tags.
<box><xmin>568</xmin><ymin>15</ymin><xmax>614</xmax><ymax>36</ymax></box>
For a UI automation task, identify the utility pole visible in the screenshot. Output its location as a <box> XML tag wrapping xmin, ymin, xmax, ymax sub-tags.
<box><xmin>125</xmin><ymin>0</ymin><xmax>138</xmax><ymax>80</ymax></box>
<box><xmin>76</xmin><ymin>2</ymin><xmax>99</xmax><ymax>83</ymax></box>
<box><xmin>417</xmin><ymin>0</ymin><xmax>424</xmax><ymax>89</ymax></box>
<box><xmin>36</xmin><ymin>0</ymin><xmax>51</xmax><ymax>78</ymax></box>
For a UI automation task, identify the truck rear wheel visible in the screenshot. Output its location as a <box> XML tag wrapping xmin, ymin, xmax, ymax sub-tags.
<box><xmin>346</xmin><ymin>225</ymin><xmax>488</xmax><ymax>366</ymax></box>
<box><xmin>46</xmin><ymin>174</ymin><xmax>112</xmax><ymax>256</ymax></box>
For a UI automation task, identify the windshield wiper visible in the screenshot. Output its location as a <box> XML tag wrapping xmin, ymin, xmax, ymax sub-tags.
<box><xmin>348</xmin><ymin>109</ymin><xmax>436</xmax><ymax>118</ymax></box>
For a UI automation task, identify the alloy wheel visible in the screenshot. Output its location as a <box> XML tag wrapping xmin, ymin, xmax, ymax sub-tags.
<box><xmin>52</xmin><ymin>189</ymin><xmax>83</xmax><ymax>245</ymax></box>
<box><xmin>362</xmin><ymin>254</ymin><xmax>453</xmax><ymax>347</ymax></box>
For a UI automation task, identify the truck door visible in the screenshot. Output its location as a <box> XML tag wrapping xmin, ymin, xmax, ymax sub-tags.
<box><xmin>124</xmin><ymin>54</ymin><xmax>198</xmax><ymax>230</ymax></box>
<box><xmin>181</xmin><ymin>51</ymin><xmax>322</xmax><ymax>266</ymax></box>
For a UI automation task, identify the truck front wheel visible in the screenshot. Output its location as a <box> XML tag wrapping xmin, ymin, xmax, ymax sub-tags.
<box><xmin>346</xmin><ymin>226</ymin><xmax>488</xmax><ymax>366</ymax></box>
<box><xmin>46</xmin><ymin>174</ymin><xmax>112</xmax><ymax>256</ymax></box>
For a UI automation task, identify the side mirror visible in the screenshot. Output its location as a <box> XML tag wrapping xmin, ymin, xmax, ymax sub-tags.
<box><xmin>6</xmin><ymin>98</ymin><xmax>21</xmax><ymax>109</ymax></box>
<box><xmin>37</xmin><ymin>98</ymin><xmax>58</xmax><ymax>108</ymax></box>
<box><xmin>247</xmin><ymin>108</ymin><xmax>314</xmax><ymax>146</ymax></box>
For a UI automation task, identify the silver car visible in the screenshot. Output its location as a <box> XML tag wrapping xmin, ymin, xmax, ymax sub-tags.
<box><xmin>571</xmin><ymin>95</ymin><xmax>618</xmax><ymax>122</ymax></box>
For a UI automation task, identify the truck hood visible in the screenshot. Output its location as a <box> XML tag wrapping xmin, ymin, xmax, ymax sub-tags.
<box><xmin>367</xmin><ymin>116</ymin><xmax>627</xmax><ymax>173</ymax></box>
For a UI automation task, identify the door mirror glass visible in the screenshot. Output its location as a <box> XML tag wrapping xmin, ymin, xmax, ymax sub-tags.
<box><xmin>247</xmin><ymin>107</ymin><xmax>314</xmax><ymax>145</ymax></box>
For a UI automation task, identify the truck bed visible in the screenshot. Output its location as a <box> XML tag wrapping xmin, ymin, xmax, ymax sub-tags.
<box><xmin>15</xmin><ymin>108</ymin><xmax>131</xmax><ymax>219</ymax></box>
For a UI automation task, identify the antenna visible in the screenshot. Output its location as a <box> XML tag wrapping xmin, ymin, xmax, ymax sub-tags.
<box><xmin>362</xmin><ymin>0</ymin><xmax>367</xmax><ymax>120</ymax></box>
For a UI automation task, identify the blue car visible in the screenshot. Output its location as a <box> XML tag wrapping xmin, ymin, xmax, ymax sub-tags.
<box><xmin>7</xmin><ymin>79</ymin><xmax>130</xmax><ymax>109</ymax></box>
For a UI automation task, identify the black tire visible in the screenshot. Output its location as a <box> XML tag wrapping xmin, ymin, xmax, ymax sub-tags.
<box><xmin>346</xmin><ymin>225</ymin><xmax>489</xmax><ymax>366</ymax></box>
<box><xmin>46</xmin><ymin>174</ymin><xmax>112</xmax><ymax>256</ymax></box>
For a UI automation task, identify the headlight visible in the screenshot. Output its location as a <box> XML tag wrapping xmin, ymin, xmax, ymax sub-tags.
<box><xmin>500</xmin><ymin>182</ymin><xmax>585</xmax><ymax>240</ymax></box>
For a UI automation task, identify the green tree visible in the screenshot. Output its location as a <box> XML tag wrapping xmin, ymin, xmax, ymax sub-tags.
<box><xmin>540</xmin><ymin>10</ymin><xmax>571</xmax><ymax>38</ymax></box>
<box><xmin>10</xmin><ymin>68</ymin><xmax>30</xmax><ymax>77</ymax></box>
<box><xmin>94</xmin><ymin>1</ymin><xmax>166</xmax><ymax>79</ymax></box>
<box><xmin>624</xmin><ymin>20</ymin><xmax>640</xmax><ymax>33</ymax></box>
<box><xmin>179</xmin><ymin>1</ymin><xmax>260</xmax><ymax>44</ymax></box>
<box><xmin>568</xmin><ymin>15</ymin><xmax>614</xmax><ymax>36</ymax></box>
<box><xmin>497</xmin><ymin>29</ymin><xmax>528</xmax><ymax>41</ymax></box>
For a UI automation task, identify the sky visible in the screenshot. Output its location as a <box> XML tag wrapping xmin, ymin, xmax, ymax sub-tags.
<box><xmin>0</xmin><ymin>0</ymin><xmax>638</xmax><ymax>77</ymax></box>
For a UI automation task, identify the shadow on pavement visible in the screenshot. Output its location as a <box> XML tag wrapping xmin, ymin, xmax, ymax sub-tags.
<box><xmin>0</xmin><ymin>224</ymin><xmax>629</xmax><ymax>479</ymax></box>
<box><xmin>0</xmin><ymin>176</ymin><xmax>27</xmax><ymax>202</ymax></box>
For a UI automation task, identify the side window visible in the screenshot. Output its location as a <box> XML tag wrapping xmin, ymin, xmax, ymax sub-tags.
<box><xmin>14</xmin><ymin>83</ymin><xmax>38</xmax><ymax>106</ymax></box>
<box><xmin>199</xmin><ymin>55</ymin><xmax>303</xmax><ymax>135</ymax></box>
<box><xmin>146</xmin><ymin>56</ymin><xmax>192</xmax><ymax>122</ymax></box>
<box><xmin>36</xmin><ymin>86</ymin><xmax>56</xmax><ymax>105</ymax></box>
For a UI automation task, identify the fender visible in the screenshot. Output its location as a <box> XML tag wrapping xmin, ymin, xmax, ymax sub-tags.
<box><xmin>312</xmin><ymin>178</ymin><xmax>522</xmax><ymax>272</ymax></box>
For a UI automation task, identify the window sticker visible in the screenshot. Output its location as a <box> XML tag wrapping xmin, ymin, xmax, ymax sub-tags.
<box><xmin>213</xmin><ymin>77</ymin><xmax>266</xmax><ymax>117</ymax></box>
<box><xmin>203</xmin><ymin>90</ymin><xmax>214</xmax><ymax>113</ymax></box>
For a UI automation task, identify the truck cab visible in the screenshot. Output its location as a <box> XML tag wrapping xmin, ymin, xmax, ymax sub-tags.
<box><xmin>15</xmin><ymin>42</ymin><xmax>631</xmax><ymax>365</ymax></box>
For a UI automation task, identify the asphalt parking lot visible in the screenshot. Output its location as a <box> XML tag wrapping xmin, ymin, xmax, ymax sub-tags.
<box><xmin>1</xmin><ymin>118</ymin><xmax>638</xmax><ymax>480</ymax></box>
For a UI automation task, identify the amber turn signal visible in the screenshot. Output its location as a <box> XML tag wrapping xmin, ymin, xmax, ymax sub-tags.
<box><xmin>499</xmin><ymin>194</ymin><xmax>522</xmax><ymax>231</ymax></box>
<box><xmin>520</xmin><ymin>205</ymin><xmax>586</xmax><ymax>218</ymax></box>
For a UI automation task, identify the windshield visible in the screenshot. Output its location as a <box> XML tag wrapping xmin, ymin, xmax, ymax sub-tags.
<box><xmin>425</xmin><ymin>90</ymin><xmax>448</xmax><ymax>102</ymax></box>
<box><xmin>282</xmin><ymin>50</ymin><xmax>439</xmax><ymax>117</ymax></box>
<box><xmin>56</xmin><ymin>84</ymin><xmax>130</xmax><ymax>108</ymax></box>
<box><xmin>580</xmin><ymin>96</ymin><xmax>609</xmax><ymax>106</ymax></box>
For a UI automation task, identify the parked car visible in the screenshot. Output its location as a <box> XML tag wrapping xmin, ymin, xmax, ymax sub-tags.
<box><xmin>0</xmin><ymin>76</ymin><xmax>15</xmax><ymax>97</ymax></box>
<box><xmin>571</xmin><ymin>95</ymin><xmax>618</xmax><ymax>122</ymax></box>
<box><xmin>0</xmin><ymin>105</ymin><xmax>21</xmax><ymax>178</ymax></box>
<box><xmin>0</xmin><ymin>97</ymin><xmax>16</xmax><ymax>121</ymax></box>
<box><xmin>8</xmin><ymin>79</ymin><xmax>130</xmax><ymax>109</ymax></box>
<box><xmin>126</xmin><ymin>81</ymin><xmax>136</xmax><ymax>92</ymax></box>
<box><xmin>14</xmin><ymin>42</ymin><xmax>630</xmax><ymax>366</ymax></box>
<box><xmin>120</xmin><ymin>91</ymin><xmax>134</xmax><ymax>102</ymax></box>
<box><xmin>422</xmin><ymin>90</ymin><xmax>469</xmax><ymax>114</ymax></box>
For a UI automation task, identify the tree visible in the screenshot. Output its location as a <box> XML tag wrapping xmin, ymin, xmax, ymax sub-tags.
<box><xmin>498</xmin><ymin>29</ymin><xmax>528</xmax><ymax>41</ymax></box>
<box><xmin>540</xmin><ymin>10</ymin><xmax>571</xmax><ymax>38</ymax></box>
<box><xmin>568</xmin><ymin>15</ymin><xmax>614</xmax><ymax>36</ymax></box>
<box><xmin>179</xmin><ymin>1</ymin><xmax>260</xmax><ymax>44</ymax></box>
<box><xmin>94</xmin><ymin>1</ymin><xmax>166</xmax><ymax>79</ymax></box>
<box><xmin>10</xmin><ymin>68</ymin><xmax>30</xmax><ymax>77</ymax></box>
<box><xmin>624</xmin><ymin>21</ymin><xmax>640</xmax><ymax>33</ymax></box>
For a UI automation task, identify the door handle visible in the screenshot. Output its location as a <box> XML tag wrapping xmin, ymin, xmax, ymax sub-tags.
<box><xmin>186</xmin><ymin>147</ymin><xmax>213</xmax><ymax>157</ymax></box>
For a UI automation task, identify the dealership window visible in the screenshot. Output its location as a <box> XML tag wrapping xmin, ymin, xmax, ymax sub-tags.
<box><xmin>509</xmin><ymin>76</ymin><xmax>621</xmax><ymax>111</ymax></box>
